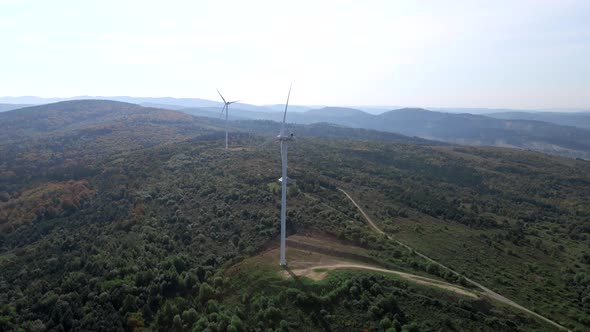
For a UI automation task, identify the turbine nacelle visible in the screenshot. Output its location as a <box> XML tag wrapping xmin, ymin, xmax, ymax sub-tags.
<box><xmin>276</xmin><ymin>133</ymin><xmax>295</xmax><ymax>141</ymax></box>
<box><xmin>278</xmin><ymin>176</ymin><xmax>293</xmax><ymax>185</ymax></box>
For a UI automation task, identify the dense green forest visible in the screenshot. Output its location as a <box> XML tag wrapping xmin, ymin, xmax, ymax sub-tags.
<box><xmin>1</xmin><ymin>101</ymin><xmax>589</xmax><ymax>331</ymax></box>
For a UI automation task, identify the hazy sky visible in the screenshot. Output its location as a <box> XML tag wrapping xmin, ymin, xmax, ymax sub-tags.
<box><xmin>1</xmin><ymin>0</ymin><xmax>589</xmax><ymax>108</ymax></box>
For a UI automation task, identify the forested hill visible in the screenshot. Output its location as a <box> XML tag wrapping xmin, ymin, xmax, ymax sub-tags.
<box><xmin>231</xmin><ymin>120</ymin><xmax>444</xmax><ymax>146</ymax></box>
<box><xmin>0</xmin><ymin>100</ymin><xmax>589</xmax><ymax>330</ymax></box>
<box><xmin>0</xmin><ymin>100</ymin><xmax>224</xmax><ymax>197</ymax></box>
<box><xmin>182</xmin><ymin>105</ymin><xmax>590</xmax><ymax>159</ymax></box>
<box><xmin>0</xmin><ymin>100</ymin><xmax>206</xmax><ymax>142</ymax></box>
<box><xmin>488</xmin><ymin>111</ymin><xmax>590</xmax><ymax>130</ymax></box>
<box><xmin>0</xmin><ymin>100</ymin><xmax>439</xmax><ymax>229</ymax></box>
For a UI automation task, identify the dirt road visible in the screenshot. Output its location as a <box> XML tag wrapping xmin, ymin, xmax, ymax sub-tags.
<box><xmin>338</xmin><ymin>188</ymin><xmax>570</xmax><ymax>331</ymax></box>
<box><xmin>285</xmin><ymin>263</ymin><xmax>478</xmax><ymax>298</ymax></box>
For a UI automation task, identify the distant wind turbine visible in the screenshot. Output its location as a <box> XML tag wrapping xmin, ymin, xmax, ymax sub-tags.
<box><xmin>216</xmin><ymin>89</ymin><xmax>240</xmax><ymax>150</ymax></box>
<box><xmin>278</xmin><ymin>85</ymin><xmax>294</xmax><ymax>266</ymax></box>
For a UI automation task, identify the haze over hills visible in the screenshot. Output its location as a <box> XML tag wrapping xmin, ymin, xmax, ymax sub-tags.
<box><xmin>4</xmin><ymin>97</ymin><xmax>590</xmax><ymax>159</ymax></box>
<box><xmin>488</xmin><ymin>111</ymin><xmax>590</xmax><ymax>130</ymax></box>
<box><xmin>371</xmin><ymin>109</ymin><xmax>590</xmax><ymax>159</ymax></box>
<box><xmin>174</xmin><ymin>105</ymin><xmax>590</xmax><ymax>160</ymax></box>
<box><xmin>0</xmin><ymin>96</ymin><xmax>311</xmax><ymax>114</ymax></box>
<box><xmin>2</xmin><ymin>95</ymin><xmax>587</xmax><ymax>116</ymax></box>
<box><xmin>0</xmin><ymin>103</ymin><xmax>32</xmax><ymax>112</ymax></box>
<box><xmin>0</xmin><ymin>100</ymin><xmax>435</xmax><ymax>146</ymax></box>
<box><xmin>0</xmin><ymin>96</ymin><xmax>222</xmax><ymax>109</ymax></box>
<box><xmin>4</xmin><ymin>96</ymin><xmax>590</xmax><ymax>161</ymax></box>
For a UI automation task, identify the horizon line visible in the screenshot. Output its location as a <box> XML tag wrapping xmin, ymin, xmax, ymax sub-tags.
<box><xmin>0</xmin><ymin>95</ymin><xmax>588</xmax><ymax>112</ymax></box>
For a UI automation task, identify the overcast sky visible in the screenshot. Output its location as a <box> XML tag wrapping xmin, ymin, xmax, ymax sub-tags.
<box><xmin>1</xmin><ymin>0</ymin><xmax>588</xmax><ymax>108</ymax></box>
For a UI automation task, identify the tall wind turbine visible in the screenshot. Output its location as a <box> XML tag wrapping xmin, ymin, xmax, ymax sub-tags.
<box><xmin>278</xmin><ymin>85</ymin><xmax>294</xmax><ymax>266</ymax></box>
<box><xmin>216</xmin><ymin>89</ymin><xmax>240</xmax><ymax>150</ymax></box>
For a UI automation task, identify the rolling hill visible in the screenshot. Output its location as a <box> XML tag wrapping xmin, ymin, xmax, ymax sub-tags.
<box><xmin>7</xmin><ymin>97</ymin><xmax>590</xmax><ymax>160</ymax></box>
<box><xmin>0</xmin><ymin>100</ymin><xmax>224</xmax><ymax>198</ymax></box>
<box><xmin>185</xmin><ymin>106</ymin><xmax>590</xmax><ymax>159</ymax></box>
<box><xmin>0</xmin><ymin>100</ymin><xmax>198</xmax><ymax>141</ymax></box>
<box><xmin>0</xmin><ymin>96</ymin><xmax>223</xmax><ymax>109</ymax></box>
<box><xmin>488</xmin><ymin>111</ymin><xmax>590</xmax><ymax>130</ymax></box>
<box><xmin>0</xmin><ymin>96</ymin><xmax>312</xmax><ymax>115</ymax></box>
<box><xmin>374</xmin><ymin>109</ymin><xmax>590</xmax><ymax>159</ymax></box>
<box><xmin>0</xmin><ymin>100</ymin><xmax>436</xmax><ymax>197</ymax></box>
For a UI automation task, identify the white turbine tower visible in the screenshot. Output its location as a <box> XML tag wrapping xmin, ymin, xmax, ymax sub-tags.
<box><xmin>216</xmin><ymin>89</ymin><xmax>240</xmax><ymax>150</ymax></box>
<box><xmin>278</xmin><ymin>85</ymin><xmax>294</xmax><ymax>266</ymax></box>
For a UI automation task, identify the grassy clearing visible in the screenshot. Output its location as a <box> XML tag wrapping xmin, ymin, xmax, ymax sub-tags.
<box><xmin>223</xmin><ymin>235</ymin><xmax>551</xmax><ymax>331</ymax></box>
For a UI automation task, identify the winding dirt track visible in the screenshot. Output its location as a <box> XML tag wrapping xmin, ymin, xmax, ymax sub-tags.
<box><xmin>337</xmin><ymin>188</ymin><xmax>570</xmax><ymax>332</ymax></box>
<box><xmin>287</xmin><ymin>263</ymin><xmax>478</xmax><ymax>298</ymax></box>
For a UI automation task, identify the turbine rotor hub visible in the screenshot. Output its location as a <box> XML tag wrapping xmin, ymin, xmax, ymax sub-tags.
<box><xmin>277</xmin><ymin>134</ymin><xmax>295</xmax><ymax>141</ymax></box>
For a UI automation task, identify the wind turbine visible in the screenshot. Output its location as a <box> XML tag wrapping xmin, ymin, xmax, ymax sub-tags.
<box><xmin>278</xmin><ymin>85</ymin><xmax>294</xmax><ymax>266</ymax></box>
<box><xmin>216</xmin><ymin>89</ymin><xmax>240</xmax><ymax>150</ymax></box>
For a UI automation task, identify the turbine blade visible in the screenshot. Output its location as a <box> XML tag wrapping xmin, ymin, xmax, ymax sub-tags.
<box><xmin>216</xmin><ymin>89</ymin><xmax>227</xmax><ymax>104</ymax></box>
<box><xmin>281</xmin><ymin>84</ymin><xmax>292</xmax><ymax>134</ymax></box>
<box><xmin>219</xmin><ymin>104</ymin><xmax>226</xmax><ymax>119</ymax></box>
<box><xmin>228</xmin><ymin>100</ymin><xmax>240</xmax><ymax>104</ymax></box>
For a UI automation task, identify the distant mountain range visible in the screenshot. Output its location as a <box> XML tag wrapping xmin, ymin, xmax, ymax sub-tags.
<box><xmin>176</xmin><ymin>106</ymin><xmax>590</xmax><ymax>159</ymax></box>
<box><xmin>2</xmin><ymin>96</ymin><xmax>587</xmax><ymax>115</ymax></box>
<box><xmin>487</xmin><ymin>111</ymin><xmax>590</xmax><ymax>130</ymax></box>
<box><xmin>0</xmin><ymin>96</ymin><xmax>222</xmax><ymax>109</ymax></box>
<box><xmin>2</xmin><ymin>97</ymin><xmax>590</xmax><ymax>159</ymax></box>
<box><xmin>0</xmin><ymin>100</ymin><xmax>432</xmax><ymax>149</ymax></box>
<box><xmin>0</xmin><ymin>96</ymin><xmax>314</xmax><ymax>114</ymax></box>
